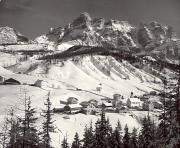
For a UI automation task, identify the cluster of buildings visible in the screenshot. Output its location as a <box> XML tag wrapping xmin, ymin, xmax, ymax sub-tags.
<box><xmin>0</xmin><ymin>74</ymin><xmax>163</xmax><ymax>114</ymax></box>
<box><xmin>0</xmin><ymin>75</ymin><xmax>61</xmax><ymax>90</ymax></box>
<box><xmin>52</xmin><ymin>92</ymin><xmax>151</xmax><ymax>115</ymax></box>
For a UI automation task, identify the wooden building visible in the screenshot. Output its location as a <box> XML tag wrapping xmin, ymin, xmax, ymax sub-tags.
<box><xmin>3</xmin><ymin>78</ymin><xmax>21</xmax><ymax>85</ymax></box>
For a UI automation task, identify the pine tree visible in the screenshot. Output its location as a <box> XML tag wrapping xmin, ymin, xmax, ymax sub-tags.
<box><xmin>18</xmin><ymin>97</ymin><xmax>39</xmax><ymax>147</ymax></box>
<box><xmin>156</xmin><ymin>60</ymin><xmax>180</xmax><ymax>148</ymax></box>
<box><xmin>94</xmin><ymin>105</ymin><xmax>112</xmax><ymax>148</ymax></box>
<box><xmin>154</xmin><ymin>61</ymin><xmax>180</xmax><ymax>148</ymax></box>
<box><xmin>61</xmin><ymin>136</ymin><xmax>69</xmax><ymax>148</ymax></box>
<box><xmin>130</xmin><ymin>127</ymin><xmax>138</xmax><ymax>148</ymax></box>
<box><xmin>109</xmin><ymin>120</ymin><xmax>123</xmax><ymax>148</ymax></box>
<box><xmin>123</xmin><ymin>124</ymin><xmax>130</xmax><ymax>148</ymax></box>
<box><xmin>7</xmin><ymin>108</ymin><xmax>21</xmax><ymax>147</ymax></box>
<box><xmin>41</xmin><ymin>92</ymin><xmax>55</xmax><ymax>148</ymax></box>
<box><xmin>25</xmin><ymin>97</ymin><xmax>39</xmax><ymax>144</ymax></box>
<box><xmin>71</xmin><ymin>132</ymin><xmax>81</xmax><ymax>148</ymax></box>
<box><xmin>138</xmin><ymin>116</ymin><xmax>155</xmax><ymax>148</ymax></box>
<box><xmin>82</xmin><ymin>122</ymin><xmax>94</xmax><ymax>148</ymax></box>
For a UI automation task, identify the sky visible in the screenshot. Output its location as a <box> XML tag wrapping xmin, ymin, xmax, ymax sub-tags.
<box><xmin>0</xmin><ymin>0</ymin><xmax>179</xmax><ymax>39</ymax></box>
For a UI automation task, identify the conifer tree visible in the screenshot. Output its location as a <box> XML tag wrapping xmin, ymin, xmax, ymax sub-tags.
<box><xmin>71</xmin><ymin>132</ymin><xmax>81</xmax><ymax>148</ymax></box>
<box><xmin>130</xmin><ymin>127</ymin><xmax>138</xmax><ymax>148</ymax></box>
<box><xmin>18</xmin><ymin>97</ymin><xmax>39</xmax><ymax>146</ymax></box>
<box><xmin>123</xmin><ymin>124</ymin><xmax>130</xmax><ymax>148</ymax></box>
<box><xmin>82</xmin><ymin>122</ymin><xmax>94</xmax><ymax>148</ymax></box>
<box><xmin>138</xmin><ymin>116</ymin><xmax>155</xmax><ymax>148</ymax></box>
<box><xmin>41</xmin><ymin>92</ymin><xmax>55</xmax><ymax>148</ymax></box>
<box><xmin>7</xmin><ymin>108</ymin><xmax>21</xmax><ymax>147</ymax></box>
<box><xmin>109</xmin><ymin>120</ymin><xmax>122</xmax><ymax>148</ymax></box>
<box><xmin>94</xmin><ymin>105</ymin><xmax>112</xmax><ymax>148</ymax></box>
<box><xmin>156</xmin><ymin>60</ymin><xmax>180</xmax><ymax>148</ymax></box>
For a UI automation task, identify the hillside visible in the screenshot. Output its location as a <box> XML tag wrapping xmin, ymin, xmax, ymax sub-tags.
<box><xmin>0</xmin><ymin>12</ymin><xmax>179</xmax><ymax>147</ymax></box>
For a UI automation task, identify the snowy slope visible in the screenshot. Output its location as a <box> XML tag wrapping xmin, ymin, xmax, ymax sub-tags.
<box><xmin>17</xmin><ymin>55</ymin><xmax>162</xmax><ymax>98</ymax></box>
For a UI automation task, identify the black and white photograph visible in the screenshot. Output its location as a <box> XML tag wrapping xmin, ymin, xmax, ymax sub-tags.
<box><xmin>0</xmin><ymin>0</ymin><xmax>180</xmax><ymax>147</ymax></box>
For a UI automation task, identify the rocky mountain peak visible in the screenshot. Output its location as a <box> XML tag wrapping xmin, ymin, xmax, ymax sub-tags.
<box><xmin>70</xmin><ymin>12</ymin><xmax>92</xmax><ymax>29</ymax></box>
<box><xmin>35</xmin><ymin>13</ymin><xmax>179</xmax><ymax>62</ymax></box>
<box><xmin>92</xmin><ymin>18</ymin><xmax>105</xmax><ymax>30</ymax></box>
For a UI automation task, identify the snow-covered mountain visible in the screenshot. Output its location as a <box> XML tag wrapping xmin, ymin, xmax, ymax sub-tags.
<box><xmin>0</xmin><ymin>26</ymin><xmax>29</xmax><ymax>45</ymax></box>
<box><xmin>35</xmin><ymin>12</ymin><xmax>179</xmax><ymax>62</ymax></box>
<box><xmin>36</xmin><ymin>12</ymin><xmax>137</xmax><ymax>50</ymax></box>
<box><xmin>0</xmin><ymin>12</ymin><xmax>179</xmax><ymax>92</ymax></box>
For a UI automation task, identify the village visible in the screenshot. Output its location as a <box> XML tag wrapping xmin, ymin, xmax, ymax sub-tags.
<box><xmin>0</xmin><ymin>75</ymin><xmax>163</xmax><ymax>118</ymax></box>
<box><xmin>51</xmin><ymin>91</ymin><xmax>163</xmax><ymax>117</ymax></box>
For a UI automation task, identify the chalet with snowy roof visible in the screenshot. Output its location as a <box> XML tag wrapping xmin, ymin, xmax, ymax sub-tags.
<box><xmin>67</xmin><ymin>97</ymin><xmax>78</xmax><ymax>104</ymax></box>
<box><xmin>127</xmin><ymin>97</ymin><xmax>143</xmax><ymax>109</ymax></box>
<box><xmin>64</xmin><ymin>104</ymin><xmax>82</xmax><ymax>114</ymax></box>
<box><xmin>52</xmin><ymin>92</ymin><xmax>82</xmax><ymax>113</ymax></box>
<box><xmin>98</xmin><ymin>101</ymin><xmax>113</xmax><ymax>110</ymax></box>
<box><xmin>3</xmin><ymin>78</ymin><xmax>21</xmax><ymax>85</ymax></box>
<box><xmin>59</xmin><ymin>93</ymin><xmax>80</xmax><ymax>105</ymax></box>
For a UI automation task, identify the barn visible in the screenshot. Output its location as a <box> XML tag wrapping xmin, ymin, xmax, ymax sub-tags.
<box><xmin>3</xmin><ymin>78</ymin><xmax>21</xmax><ymax>85</ymax></box>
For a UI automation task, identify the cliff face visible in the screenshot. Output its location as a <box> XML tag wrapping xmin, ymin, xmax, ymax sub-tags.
<box><xmin>35</xmin><ymin>13</ymin><xmax>178</xmax><ymax>64</ymax></box>
<box><xmin>0</xmin><ymin>26</ymin><xmax>28</xmax><ymax>45</ymax></box>
<box><xmin>1</xmin><ymin>12</ymin><xmax>179</xmax><ymax>64</ymax></box>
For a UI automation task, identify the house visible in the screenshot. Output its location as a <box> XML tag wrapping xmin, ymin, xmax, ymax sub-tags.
<box><xmin>0</xmin><ymin>76</ymin><xmax>5</xmax><ymax>84</ymax></box>
<box><xmin>3</xmin><ymin>78</ymin><xmax>21</xmax><ymax>85</ymax></box>
<box><xmin>53</xmin><ymin>104</ymin><xmax>65</xmax><ymax>112</ymax></box>
<box><xmin>64</xmin><ymin>104</ymin><xmax>82</xmax><ymax>114</ymax></box>
<box><xmin>67</xmin><ymin>97</ymin><xmax>78</xmax><ymax>104</ymax></box>
<box><xmin>98</xmin><ymin>102</ymin><xmax>113</xmax><ymax>110</ymax></box>
<box><xmin>59</xmin><ymin>92</ymin><xmax>82</xmax><ymax>105</ymax></box>
<box><xmin>53</xmin><ymin>103</ymin><xmax>83</xmax><ymax>114</ymax></box>
<box><xmin>34</xmin><ymin>79</ymin><xmax>49</xmax><ymax>89</ymax></box>
<box><xmin>127</xmin><ymin>97</ymin><xmax>143</xmax><ymax>109</ymax></box>
<box><xmin>81</xmin><ymin>102</ymin><xmax>99</xmax><ymax>115</ymax></box>
<box><xmin>102</xmin><ymin>102</ymin><xmax>113</xmax><ymax>108</ymax></box>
